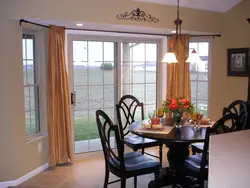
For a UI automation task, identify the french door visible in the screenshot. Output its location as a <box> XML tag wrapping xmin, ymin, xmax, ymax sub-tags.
<box><xmin>68</xmin><ymin>35</ymin><xmax>159</xmax><ymax>154</ymax></box>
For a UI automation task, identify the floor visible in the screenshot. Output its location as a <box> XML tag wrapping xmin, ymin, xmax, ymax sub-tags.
<box><xmin>13</xmin><ymin>147</ymin><xmax>171</xmax><ymax>188</ymax></box>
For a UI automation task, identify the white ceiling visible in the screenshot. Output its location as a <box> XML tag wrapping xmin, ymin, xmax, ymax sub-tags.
<box><xmin>135</xmin><ymin>0</ymin><xmax>243</xmax><ymax>12</ymax></box>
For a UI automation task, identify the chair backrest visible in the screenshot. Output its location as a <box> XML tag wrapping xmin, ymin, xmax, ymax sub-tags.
<box><xmin>213</xmin><ymin>113</ymin><xmax>241</xmax><ymax>133</ymax></box>
<box><xmin>116</xmin><ymin>95</ymin><xmax>144</xmax><ymax>138</ymax></box>
<box><xmin>96</xmin><ymin>110</ymin><xmax>125</xmax><ymax>171</ymax></box>
<box><xmin>222</xmin><ymin>100</ymin><xmax>248</xmax><ymax>130</ymax></box>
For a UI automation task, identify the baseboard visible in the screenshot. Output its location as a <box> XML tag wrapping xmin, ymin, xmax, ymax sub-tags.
<box><xmin>0</xmin><ymin>163</ymin><xmax>48</xmax><ymax>188</ymax></box>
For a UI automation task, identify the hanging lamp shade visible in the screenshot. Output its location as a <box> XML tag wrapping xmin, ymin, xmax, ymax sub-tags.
<box><xmin>161</xmin><ymin>52</ymin><xmax>178</xmax><ymax>63</ymax></box>
<box><xmin>186</xmin><ymin>49</ymin><xmax>201</xmax><ymax>63</ymax></box>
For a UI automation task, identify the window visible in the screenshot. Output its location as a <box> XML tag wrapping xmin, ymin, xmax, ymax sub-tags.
<box><xmin>120</xmin><ymin>42</ymin><xmax>158</xmax><ymax>118</ymax></box>
<box><xmin>22</xmin><ymin>33</ymin><xmax>40</xmax><ymax>135</ymax></box>
<box><xmin>189</xmin><ymin>41</ymin><xmax>210</xmax><ymax>117</ymax></box>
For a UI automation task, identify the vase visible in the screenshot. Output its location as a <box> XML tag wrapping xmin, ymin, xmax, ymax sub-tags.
<box><xmin>172</xmin><ymin>112</ymin><xmax>183</xmax><ymax>128</ymax></box>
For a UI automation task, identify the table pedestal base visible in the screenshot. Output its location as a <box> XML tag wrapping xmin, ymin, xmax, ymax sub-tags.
<box><xmin>148</xmin><ymin>143</ymin><xmax>191</xmax><ymax>188</ymax></box>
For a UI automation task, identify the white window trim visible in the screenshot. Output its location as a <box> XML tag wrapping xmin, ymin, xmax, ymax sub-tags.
<box><xmin>189</xmin><ymin>38</ymin><xmax>212</xmax><ymax>117</ymax></box>
<box><xmin>23</xmin><ymin>29</ymin><xmax>48</xmax><ymax>142</ymax></box>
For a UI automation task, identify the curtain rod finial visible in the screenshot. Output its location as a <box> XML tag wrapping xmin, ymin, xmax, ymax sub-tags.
<box><xmin>19</xmin><ymin>19</ymin><xmax>28</xmax><ymax>26</ymax></box>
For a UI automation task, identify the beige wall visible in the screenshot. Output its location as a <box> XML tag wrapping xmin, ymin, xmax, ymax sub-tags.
<box><xmin>210</xmin><ymin>0</ymin><xmax>250</xmax><ymax>119</ymax></box>
<box><xmin>0</xmin><ymin>0</ymin><xmax>249</xmax><ymax>182</ymax></box>
<box><xmin>209</xmin><ymin>130</ymin><xmax>250</xmax><ymax>188</ymax></box>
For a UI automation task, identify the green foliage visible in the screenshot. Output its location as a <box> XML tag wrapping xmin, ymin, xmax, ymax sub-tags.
<box><xmin>100</xmin><ymin>62</ymin><xmax>114</xmax><ymax>70</ymax></box>
<box><xmin>162</xmin><ymin>96</ymin><xmax>194</xmax><ymax>115</ymax></box>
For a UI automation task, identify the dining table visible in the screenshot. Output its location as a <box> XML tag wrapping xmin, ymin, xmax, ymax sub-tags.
<box><xmin>129</xmin><ymin>118</ymin><xmax>210</xmax><ymax>188</ymax></box>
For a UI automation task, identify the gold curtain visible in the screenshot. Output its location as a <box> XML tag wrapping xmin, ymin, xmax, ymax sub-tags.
<box><xmin>166</xmin><ymin>34</ymin><xmax>191</xmax><ymax>100</ymax></box>
<box><xmin>47</xmin><ymin>25</ymin><xmax>74</xmax><ymax>167</ymax></box>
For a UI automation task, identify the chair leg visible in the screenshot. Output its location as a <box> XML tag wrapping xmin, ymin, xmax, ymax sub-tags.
<box><xmin>159</xmin><ymin>143</ymin><xmax>163</xmax><ymax>166</ymax></box>
<box><xmin>154</xmin><ymin>171</ymin><xmax>159</xmax><ymax>180</ymax></box>
<box><xmin>121</xmin><ymin>178</ymin><xmax>126</xmax><ymax>188</ymax></box>
<box><xmin>192</xmin><ymin>147</ymin><xmax>197</xmax><ymax>155</ymax></box>
<box><xmin>134</xmin><ymin>176</ymin><xmax>137</xmax><ymax>188</ymax></box>
<box><xmin>104</xmin><ymin>167</ymin><xmax>109</xmax><ymax>188</ymax></box>
<box><xmin>142</xmin><ymin>148</ymin><xmax>145</xmax><ymax>154</ymax></box>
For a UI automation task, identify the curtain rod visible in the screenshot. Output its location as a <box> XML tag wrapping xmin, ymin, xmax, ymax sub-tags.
<box><xmin>19</xmin><ymin>19</ymin><xmax>222</xmax><ymax>38</ymax></box>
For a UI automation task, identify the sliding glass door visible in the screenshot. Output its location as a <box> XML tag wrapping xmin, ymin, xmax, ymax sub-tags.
<box><xmin>68</xmin><ymin>36</ymin><xmax>159</xmax><ymax>154</ymax></box>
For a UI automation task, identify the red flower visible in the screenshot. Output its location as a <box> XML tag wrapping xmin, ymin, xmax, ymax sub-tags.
<box><xmin>180</xmin><ymin>99</ymin><xmax>189</xmax><ymax>105</ymax></box>
<box><xmin>171</xmin><ymin>98</ymin><xmax>178</xmax><ymax>104</ymax></box>
<box><xmin>169</xmin><ymin>102</ymin><xmax>178</xmax><ymax>111</ymax></box>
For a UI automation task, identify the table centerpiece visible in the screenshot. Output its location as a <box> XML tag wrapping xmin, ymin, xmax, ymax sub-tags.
<box><xmin>162</xmin><ymin>97</ymin><xmax>194</xmax><ymax>128</ymax></box>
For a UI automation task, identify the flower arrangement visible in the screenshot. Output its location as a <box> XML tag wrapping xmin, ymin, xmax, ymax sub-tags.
<box><xmin>162</xmin><ymin>97</ymin><xmax>194</xmax><ymax>127</ymax></box>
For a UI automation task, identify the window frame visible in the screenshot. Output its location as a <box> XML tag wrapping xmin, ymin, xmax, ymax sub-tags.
<box><xmin>22</xmin><ymin>32</ymin><xmax>41</xmax><ymax>136</ymax></box>
<box><xmin>189</xmin><ymin>38</ymin><xmax>212</xmax><ymax>117</ymax></box>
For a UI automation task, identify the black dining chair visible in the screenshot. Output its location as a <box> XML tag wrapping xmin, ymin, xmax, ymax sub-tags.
<box><xmin>222</xmin><ymin>100</ymin><xmax>248</xmax><ymax>130</ymax></box>
<box><xmin>96</xmin><ymin>110</ymin><xmax>161</xmax><ymax>188</ymax></box>
<box><xmin>116</xmin><ymin>95</ymin><xmax>163</xmax><ymax>165</ymax></box>
<box><xmin>176</xmin><ymin>113</ymin><xmax>241</xmax><ymax>188</ymax></box>
<box><xmin>191</xmin><ymin>100</ymin><xmax>247</xmax><ymax>154</ymax></box>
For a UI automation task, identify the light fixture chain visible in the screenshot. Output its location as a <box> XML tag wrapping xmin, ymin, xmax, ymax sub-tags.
<box><xmin>177</xmin><ymin>0</ymin><xmax>180</xmax><ymax>20</ymax></box>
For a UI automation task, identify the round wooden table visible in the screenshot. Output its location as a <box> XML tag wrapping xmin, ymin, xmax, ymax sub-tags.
<box><xmin>129</xmin><ymin>119</ymin><xmax>208</xmax><ymax>187</ymax></box>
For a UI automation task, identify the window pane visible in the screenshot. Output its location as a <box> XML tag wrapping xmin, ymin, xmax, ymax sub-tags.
<box><xmin>104</xmin><ymin>85</ymin><xmax>114</xmax><ymax>108</ymax></box>
<box><xmin>104</xmin><ymin>42</ymin><xmax>114</xmax><ymax>61</ymax></box>
<box><xmin>104</xmin><ymin>62</ymin><xmax>114</xmax><ymax>84</ymax></box>
<box><xmin>88</xmin><ymin>42</ymin><xmax>103</xmax><ymax>85</ymax></box>
<box><xmin>74</xmin><ymin>110</ymin><xmax>89</xmax><ymax>141</ymax></box>
<box><xmin>104</xmin><ymin>108</ymin><xmax>115</xmax><ymax>123</ymax></box>
<box><xmin>146</xmin><ymin>84</ymin><xmax>156</xmax><ymax>105</ymax></box>
<box><xmin>22</xmin><ymin>40</ymin><xmax>27</xmax><ymax>59</ymax></box>
<box><xmin>197</xmin><ymin>100</ymin><xmax>208</xmax><ymax>118</ymax></box>
<box><xmin>30</xmin><ymin>86</ymin><xmax>35</xmax><ymax>110</ymax></box>
<box><xmin>25</xmin><ymin>111</ymin><xmax>31</xmax><ymax>135</ymax></box>
<box><xmin>26</xmin><ymin>39</ymin><xmax>34</xmax><ymax>59</ymax></box>
<box><xmin>197</xmin><ymin>82</ymin><xmax>208</xmax><ymax>100</ymax></box>
<box><xmin>73</xmin><ymin>41</ymin><xmax>88</xmax><ymax>63</ymax></box>
<box><xmin>189</xmin><ymin>42</ymin><xmax>198</xmax><ymax>52</ymax></box>
<box><xmin>146</xmin><ymin>62</ymin><xmax>156</xmax><ymax>83</ymax></box>
<box><xmin>191</xmin><ymin>81</ymin><xmax>197</xmax><ymax>99</ymax></box>
<box><xmin>31</xmin><ymin>110</ymin><xmax>39</xmax><ymax>133</ymax></box>
<box><xmin>26</xmin><ymin>60</ymin><xmax>34</xmax><ymax>84</ymax></box>
<box><xmin>75</xmin><ymin>86</ymin><xmax>88</xmax><ymax>110</ymax></box>
<box><xmin>132</xmin><ymin>84</ymin><xmax>145</xmax><ymax>102</ymax></box>
<box><xmin>89</xmin><ymin>86</ymin><xmax>103</xmax><ymax>109</ymax></box>
<box><xmin>146</xmin><ymin>44</ymin><xmax>157</xmax><ymax>61</ymax></box>
<box><xmin>24</xmin><ymin>87</ymin><xmax>30</xmax><ymax>111</ymax></box>
<box><xmin>74</xmin><ymin>65</ymin><xmax>87</xmax><ymax>86</ymax></box>
<box><xmin>198</xmin><ymin>64</ymin><xmax>209</xmax><ymax>81</ymax></box>
<box><xmin>198</xmin><ymin>42</ymin><xmax>209</xmax><ymax>56</ymax></box>
<box><xmin>131</xmin><ymin>43</ymin><xmax>145</xmax><ymax>62</ymax></box>
<box><xmin>23</xmin><ymin>60</ymin><xmax>27</xmax><ymax>84</ymax></box>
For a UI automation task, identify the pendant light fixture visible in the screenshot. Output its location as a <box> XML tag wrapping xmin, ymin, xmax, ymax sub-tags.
<box><xmin>161</xmin><ymin>0</ymin><xmax>201</xmax><ymax>63</ymax></box>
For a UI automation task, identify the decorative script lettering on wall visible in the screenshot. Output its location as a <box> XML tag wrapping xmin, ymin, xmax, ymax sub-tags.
<box><xmin>116</xmin><ymin>8</ymin><xmax>159</xmax><ymax>23</ymax></box>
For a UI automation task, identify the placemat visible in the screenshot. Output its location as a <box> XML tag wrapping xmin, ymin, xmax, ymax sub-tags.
<box><xmin>184</xmin><ymin>121</ymin><xmax>215</xmax><ymax>128</ymax></box>
<box><xmin>136</xmin><ymin>126</ymin><xmax>174</xmax><ymax>134</ymax></box>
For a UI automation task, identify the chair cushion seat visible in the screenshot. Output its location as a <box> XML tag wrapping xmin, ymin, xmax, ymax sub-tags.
<box><xmin>109</xmin><ymin>151</ymin><xmax>161</xmax><ymax>172</ymax></box>
<box><xmin>191</xmin><ymin>142</ymin><xmax>204</xmax><ymax>153</ymax></box>
<box><xmin>124</xmin><ymin>135</ymin><xmax>159</xmax><ymax>149</ymax></box>
<box><xmin>184</xmin><ymin>154</ymin><xmax>208</xmax><ymax>173</ymax></box>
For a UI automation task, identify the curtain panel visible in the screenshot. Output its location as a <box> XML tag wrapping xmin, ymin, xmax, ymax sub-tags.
<box><xmin>166</xmin><ymin>34</ymin><xmax>191</xmax><ymax>101</ymax></box>
<box><xmin>47</xmin><ymin>25</ymin><xmax>74</xmax><ymax>167</ymax></box>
